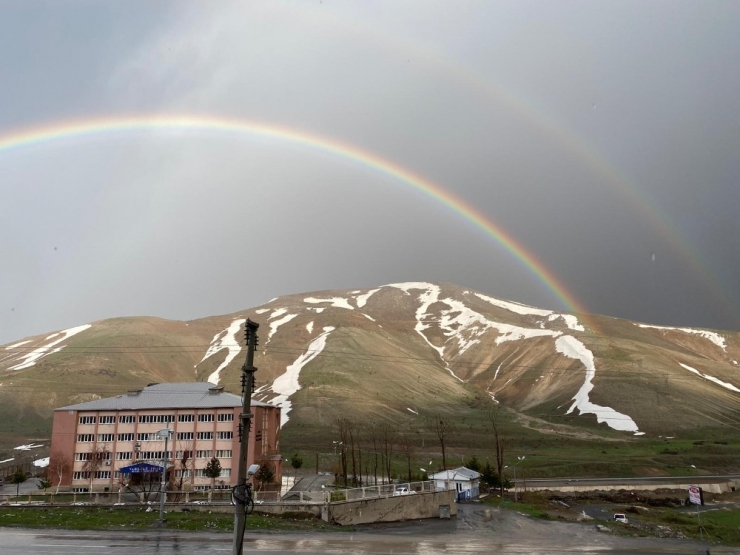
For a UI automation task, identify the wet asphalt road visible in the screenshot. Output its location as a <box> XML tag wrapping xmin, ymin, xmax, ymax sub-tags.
<box><xmin>0</xmin><ymin>504</ymin><xmax>734</xmax><ymax>554</ymax></box>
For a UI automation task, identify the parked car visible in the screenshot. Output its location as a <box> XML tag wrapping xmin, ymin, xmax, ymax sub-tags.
<box><xmin>613</xmin><ymin>513</ymin><xmax>628</xmax><ymax>523</ymax></box>
<box><xmin>393</xmin><ymin>487</ymin><xmax>415</xmax><ymax>496</ymax></box>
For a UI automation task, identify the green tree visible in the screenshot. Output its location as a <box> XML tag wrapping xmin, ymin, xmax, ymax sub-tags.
<box><xmin>203</xmin><ymin>457</ymin><xmax>222</xmax><ymax>493</ymax></box>
<box><xmin>37</xmin><ymin>477</ymin><xmax>52</xmax><ymax>491</ymax></box>
<box><xmin>290</xmin><ymin>454</ymin><xmax>303</xmax><ymax>473</ymax></box>
<box><xmin>255</xmin><ymin>463</ymin><xmax>275</xmax><ymax>490</ymax></box>
<box><xmin>10</xmin><ymin>468</ymin><xmax>28</xmax><ymax>497</ymax></box>
<box><xmin>465</xmin><ymin>456</ymin><xmax>481</xmax><ymax>472</ymax></box>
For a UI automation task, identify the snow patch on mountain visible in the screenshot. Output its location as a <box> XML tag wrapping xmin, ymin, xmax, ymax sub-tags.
<box><xmin>549</xmin><ymin>314</ymin><xmax>585</xmax><ymax>332</ymax></box>
<box><xmin>255</xmin><ymin>308</ymin><xmax>269</xmax><ymax>314</ymax></box>
<box><xmin>556</xmin><ymin>336</ymin><xmax>640</xmax><ymax>433</ymax></box>
<box><xmin>679</xmin><ymin>363</ymin><xmax>740</xmax><ymax>393</ymax></box>
<box><xmin>638</xmin><ymin>324</ymin><xmax>726</xmax><ymax>351</ymax></box>
<box><xmin>5</xmin><ymin>340</ymin><xmax>32</xmax><ymax>350</ymax></box>
<box><xmin>475</xmin><ymin>293</ymin><xmax>553</xmax><ymax>317</ymax></box>
<box><xmin>304</xmin><ymin>297</ymin><xmax>354</xmax><ymax>310</ymax></box>
<box><xmin>265</xmin><ymin>313</ymin><xmax>298</xmax><ymax>347</ymax></box>
<box><xmin>270</xmin><ymin>326</ymin><xmax>335</xmax><ymax>427</ymax></box>
<box><xmin>306</xmin><ymin>321</ymin><xmax>314</xmax><ymax>334</ymax></box>
<box><xmin>270</xmin><ymin>308</ymin><xmax>288</xmax><ymax>319</ymax></box>
<box><xmin>387</xmin><ymin>282</ymin><xmax>560</xmax><ymax>381</ymax></box>
<box><xmin>355</xmin><ymin>288</ymin><xmax>380</xmax><ymax>308</ymax></box>
<box><xmin>362</xmin><ymin>313</ymin><xmax>376</xmax><ymax>322</ymax></box>
<box><xmin>198</xmin><ymin>318</ymin><xmax>246</xmax><ymax>385</ymax></box>
<box><xmin>8</xmin><ymin>324</ymin><xmax>92</xmax><ymax>370</ymax></box>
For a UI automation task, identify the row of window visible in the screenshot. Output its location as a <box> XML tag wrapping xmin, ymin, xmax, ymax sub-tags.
<box><xmin>72</xmin><ymin>468</ymin><xmax>232</xmax><ymax>480</ymax></box>
<box><xmin>79</xmin><ymin>413</ymin><xmax>234</xmax><ymax>425</ymax></box>
<box><xmin>76</xmin><ymin>431</ymin><xmax>233</xmax><ymax>443</ymax></box>
<box><xmin>74</xmin><ymin>450</ymin><xmax>232</xmax><ymax>462</ymax></box>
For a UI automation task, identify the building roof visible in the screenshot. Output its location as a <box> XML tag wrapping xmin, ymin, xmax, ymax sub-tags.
<box><xmin>429</xmin><ymin>466</ymin><xmax>481</xmax><ymax>481</ymax></box>
<box><xmin>55</xmin><ymin>382</ymin><xmax>276</xmax><ymax>412</ymax></box>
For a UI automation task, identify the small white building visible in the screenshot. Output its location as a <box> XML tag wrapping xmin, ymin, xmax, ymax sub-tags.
<box><xmin>429</xmin><ymin>466</ymin><xmax>480</xmax><ymax>501</ymax></box>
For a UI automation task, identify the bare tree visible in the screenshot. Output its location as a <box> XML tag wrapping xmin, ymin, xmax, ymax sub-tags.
<box><xmin>332</xmin><ymin>417</ymin><xmax>351</xmax><ymax>486</ymax></box>
<box><xmin>171</xmin><ymin>441</ymin><xmax>194</xmax><ymax>501</ymax></box>
<box><xmin>425</xmin><ymin>414</ymin><xmax>454</xmax><ymax>470</ymax></box>
<box><xmin>48</xmin><ymin>449</ymin><xmax>72</xmax><ymax>494</ymax></box>
<box><xmin>487</xmin><ymin>404</ymin><xmax>506</xmax><ymax>496</ymax></box>
<box><xmin>378</xmin><ymin>422</ymin><xmax>397</xmax><ymax>482</ymax></box>
<box><xmin>398</xmin><ymin>433</ymin><xmax>415</xmax><ymax>483</ymax></box>
<box><xmin>82</xmin><ymin>443</ymin><xmax>110</xmax><ymax>492</ymax></box>
<box><xmin>368</xmin><ymin>421</ymin><xmax>380</xmax><ymax>485</ymax></box>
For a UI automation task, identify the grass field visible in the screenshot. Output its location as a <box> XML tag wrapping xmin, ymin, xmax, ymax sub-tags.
<box><xmin>0</xmin><ymin>506</ymin><xmax>328</xmax><ymax>532</ymax></box>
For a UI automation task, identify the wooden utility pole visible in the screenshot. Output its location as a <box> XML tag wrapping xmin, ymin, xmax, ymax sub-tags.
<box><xmin>232</xmin><ymin>319</ymin><xmax>259</xmax><ymax>555</ymax></box>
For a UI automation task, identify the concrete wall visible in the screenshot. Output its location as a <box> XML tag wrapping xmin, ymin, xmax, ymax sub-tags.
<box><xmin>325</xmin><ymin>490</ymin><xmax>457</xmax><ymax>526</ymax></box>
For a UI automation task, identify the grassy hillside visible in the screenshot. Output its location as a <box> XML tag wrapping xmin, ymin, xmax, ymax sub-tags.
<box><xmin>2</xmin><ymin>282</ymin><xmax>739</xmax><ymax>476</ymax></box>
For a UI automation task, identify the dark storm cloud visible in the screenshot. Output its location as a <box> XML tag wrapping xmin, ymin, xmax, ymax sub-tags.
<box><xmin>1</xmin><ymin>0</ymin><xmax>739</xmax><ymax>343</ymax></box>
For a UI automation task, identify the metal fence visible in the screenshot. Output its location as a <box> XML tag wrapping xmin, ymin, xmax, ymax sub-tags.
<box><xmin>1</xmin><ymin>480</ymin><xmax>440</xmax><ymax>507</ymax></box>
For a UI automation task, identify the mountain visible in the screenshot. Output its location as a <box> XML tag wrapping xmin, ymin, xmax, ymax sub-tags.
<box><xmin>2</xmin><ymin>282</ymin><xmax>740</xmax><ymax>475</ymax></box>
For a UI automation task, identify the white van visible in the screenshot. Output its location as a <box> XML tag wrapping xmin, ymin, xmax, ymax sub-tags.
<box><xmin>613</xmin><ymin>513</ymin><xmax>628</xmax><ymax>523</ymax></box>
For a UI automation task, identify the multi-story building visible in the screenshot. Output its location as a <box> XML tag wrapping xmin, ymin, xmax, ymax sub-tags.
<box><xmin>49</xmin><ymin>382</ymin><xmax>281</xmax><ymax>492</ymax></box>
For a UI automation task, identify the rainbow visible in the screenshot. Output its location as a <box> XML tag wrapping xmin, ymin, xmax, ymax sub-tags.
<box><xmin>302</xmin><ymin>6</ymin><xmax>733</xmax><ymax>310</ymax></box>
<box><xmin>0</xmin><ymin>114</ymin><xmax>592</xmax><ymax>321</ymax></box>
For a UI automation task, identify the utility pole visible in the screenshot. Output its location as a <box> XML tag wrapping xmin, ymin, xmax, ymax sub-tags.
<box><xmin>232</xmin><ymin>319</ymin><xmax>259</xmax><ymax>555</ymax></box>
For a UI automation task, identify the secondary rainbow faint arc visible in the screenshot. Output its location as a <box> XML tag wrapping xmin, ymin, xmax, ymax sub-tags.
<box><xmin>0</xmin><ymin>114</ymin><xmax>592</xmax><ymax>320</ymax></box>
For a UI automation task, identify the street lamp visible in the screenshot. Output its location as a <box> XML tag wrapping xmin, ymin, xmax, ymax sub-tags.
<box><xmin>505</xmin><ymin>456</ymin><xmax>526</xmax><ymax>502</ymax></box>
<box><xmin>157</xmin><ymin>427</ymin><xmax>172</xmax><ymax>524</ymax></box>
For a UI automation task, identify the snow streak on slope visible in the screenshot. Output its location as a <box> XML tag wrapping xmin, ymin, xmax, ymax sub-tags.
<box><xmin>304</xmin><ymin>297</ymin><xmax>354</xmax><ymax>310</ymax></box>
<box><xmin>638</xmin><ymin>324</ymin><xmax>726</xmax><ymax>351</ymax></box>
<box><xmin>474</xmin><ymin>292</ymin><xmax>584</xmax><ymax>331</ymax></box>
<box><xmin>198</xmin><ymin>318</ymin><xmax>246</xmax><ymax>385</ymax></box>
<box><xmin>8</xmin><ymin>324</ymin><xmax>92</xmax><ymax>370</ymax></box>
<box><xmin>270</xmin><ymin>327</ymin><xmax>335</xmax><ymax>427</ymax></box>
<box><xmin>5</xmin><ymin>340</ymin><xmax>32</xmax><ymax>350</ymax></box>
<box><xmin>265</xmin><ymin>312</ymin><xmax>298</xmax><ymax>347</ymax></box>
<box><xmin>556</xmin><ymin>336</ymin><xmax>640</xmax><ymax>433</ymax></box>
<box><xmin>255</xmin><ymin>308</ymin><xmax>269</xmax><ymax>314</ymax></box>
<box><xmin>306</xmin><ymin>321</ymin><xmax>314</xmax><ymax>334</ymax></box>
<box><xmin>355</xmin><ymin>288</ymin><xmax>380</xmax><ymax>308</ymax></box>
<box><xmin>388</xmin><ymin>283</ymin><xmax>560</xmax><ymax>380</ymax></box>
<box><xmin>679</xmin><ymin>363</ymin><xmax>740</xmax><ymax>393</ymax></box>
<box><xmin>474</xmin><ymin>293</ymin><xmax>553</xmax><ymax>317</ymax></box>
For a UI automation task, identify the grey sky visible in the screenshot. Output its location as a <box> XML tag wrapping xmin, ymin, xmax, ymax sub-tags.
<box><xmin>2</xmin><ymin>0</ymin><xmax>739</xmax><ymax>344</ymax></box>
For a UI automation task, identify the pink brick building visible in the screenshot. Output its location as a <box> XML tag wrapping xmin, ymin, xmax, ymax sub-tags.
<box><xmin>49</xmin><ymin>382</ymin><xmax>281</xmax><ymax>492</ymax></box>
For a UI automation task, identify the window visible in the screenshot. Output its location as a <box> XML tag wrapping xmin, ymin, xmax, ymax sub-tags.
<box><xmin>217</xmin><ymin>413</ymin><xmax>233</xmax><ymax>422</ymax></box>
<box><xmin>139</xmin><ymin>414</ymin><xmax>174</xmax><ymax>424</ymax></box>
<box><xmin>95</xmin><ymin>471</ymin><xmax>110</xmax><ymax>479</ymax></box>
<box><xmin>175</xmin><ymin>469</ymin><xmax>192</xmax><ymax>478</ymax></box>
<box><xmin>177</xmin><ymin>432</ymin><xmax>193</xmax><ymax>441</ymax></box>
<box><xmin>178</xmin><ymin>414</ymin><xmax>194</xmax><ymax>423</ymax></box>
<box><xmin>117</xmin><ymin>433</ymin><xmax>134</xmax><ymax>442</ymax></box>
<box><xmin>220</xmin><ymin>469</ymin><xmax>231</xmax><ymax>478</ymax></box>
<box><xmin>217</xmin><ymin>431</ymin><xmax>233</xmax><ymax>440</ymax></box>
<box><xmin>197</xmin><ymin>431</ymin><xmax>213</xmax><ymax>440</ymax></box>
<box><xmin>79</xmin><ymin>416</ymin><xmax>96</xmax><ymax>425</ymax></box>
<box><xmin>216</xmin><ymin>450</ymin><xmax>232</xmax><ymax>458</ymax></box>
<box><xmin>113</xmin><ymin>471</ymin><xmax>120</xmax><ymax>479</ymax></box>
<box><xmin>98</xmin><ymin>434</ymin><xmax>114</xmax><ymax>443</ymax></box>
<box><xmin>196</xmin><ymin>450</ymin><xmax>212</xmax><ymax>459</ymax></box>
<box><xmin>119</xmin><ymin>415</ymin><xmax>135</xmax><ymax>424</ymax></box>
<box><xmin>198</xmin><ymin>413</ymin><xmax>214</xmax><ymax>422</ymax></box>
<box><xmin>137</xmin><ymin>432</ymin><xmax>162</xmax><ymax>442</ymax></box>
<box><xmin>75</xmin><ymin>452</ymin><xmax>91</xmax><ymax>461</ymax></box>
<box><xmin>99</xmin><ymin>416</ymin><xmax>115</xmax><ymax>424</ymax></box>
<box><xmin>72</xmin><ymin>487</ymin><xmax>89</xmax><ymax>493</ymax></box>
<box><xmin>116</xmin><ymin>452</ymin><xmax>132</xmax><ymax>461</ymax></box>
<box><xmin>138</xmin><ymin>451</ymin><xmax>171</xmax><ymax>460</ymax></box>
<box><xmin>73</xmin><ymin>471</ymin><xmax>90</xmax><ymax>480</ymax></box>
<box><xmin>77</xmin><ymin>434</ymin><xmax>94</xmax><ymax>443</ymax></box>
